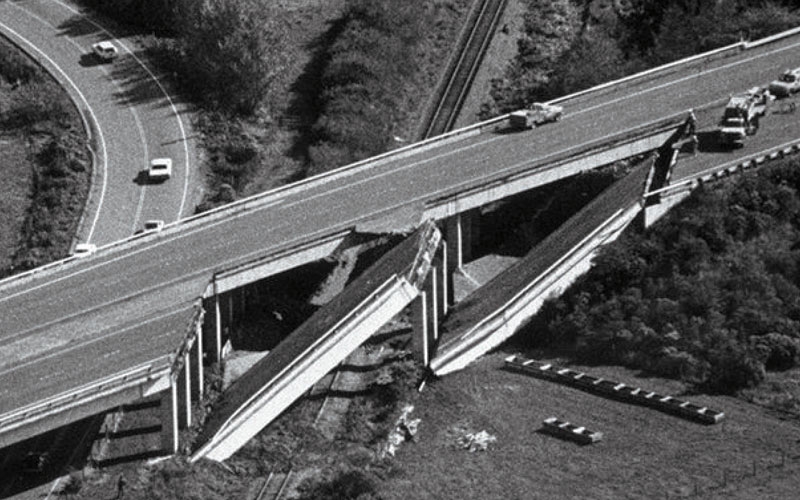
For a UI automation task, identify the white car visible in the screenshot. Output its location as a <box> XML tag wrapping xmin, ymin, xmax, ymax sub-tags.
<box><xmin>91</xmin><ymin>41</ymin><xmax>118</xmax><ymax>62</ymax></box>
<box><xmin>148</xmin><ymin>158</ymin><xmax>172</xmax><ymax>180</ymax></box>
<box><xmin>143</xmin><ymin>220</ymin><xmax>165</xmax><ymax>232</ymax></box>
<box><xmin>72</xmin><ymin>243</ymin><xmax>97</xmax><ymax>257</ymax></box>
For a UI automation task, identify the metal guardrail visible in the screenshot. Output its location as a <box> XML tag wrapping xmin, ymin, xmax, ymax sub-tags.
<box><xmin>0</xmin><ymin>358</ymin><xmax>170</xmax><ymax>430</ymax></box>
<box><xmin>645</xmin><ymin>139</ymin><xmax>800</xmax><ymax>199</ymax></box>
<box><xmin>4</xmin><ymin>26</ymin><xmax>800</xmax><ymax>291</ymax></box>
<box><xmin>426</xmin><ymin>112</ymin><xmax>686</xmax><ymax>209</ymax></box>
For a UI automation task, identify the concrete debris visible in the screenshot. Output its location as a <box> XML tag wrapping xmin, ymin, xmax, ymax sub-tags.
<box><xmin>458</xmin><ymin>430</ymin><xmax>497</xmax><ymax>452</ymax></box>
<box><xmin>381</xmin><ymin>405</ymin><xmax>421</xmax><ymax>458</ymax></box>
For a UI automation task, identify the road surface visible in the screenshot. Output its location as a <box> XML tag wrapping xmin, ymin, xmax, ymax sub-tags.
<box><xmin>1</xmin><ymin>30</ymin><xmax>800</xmax><ymax>430</ymax></box>
<box><xmin>0</xmin><ymin>0</ymin><xmax>195</xmax><ymax>245</ymax></box>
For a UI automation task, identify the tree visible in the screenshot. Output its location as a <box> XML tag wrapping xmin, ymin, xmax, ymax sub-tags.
<box><xmin>171</xmin><ymin>0</ymin><xmax>289</xmax><ymax>115</ymax></box>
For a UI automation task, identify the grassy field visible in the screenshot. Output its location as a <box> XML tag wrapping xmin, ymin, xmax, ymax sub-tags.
<box><xmin>0</xmin><ymin>132</ymin><xmax>32</xmax><ymax>271</ymax></box>
<box><xmin>376</xmin><ymin>350</ymin><xmax>800</xmax><ymax>500</ymax></box>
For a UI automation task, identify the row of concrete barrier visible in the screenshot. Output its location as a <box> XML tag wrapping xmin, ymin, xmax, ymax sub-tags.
<box><xmin>542</xmin><ymin>417</ymin><xmax>603</xmax><ymax>445</ymax></box>
<box><xmin>505</xmin><ymin>355</ymin><xmax>725</xmax><ymax>425</ymax></box>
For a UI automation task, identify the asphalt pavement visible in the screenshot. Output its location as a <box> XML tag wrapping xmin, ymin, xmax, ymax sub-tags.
<box><xmin>2</xmin><ymin>25</ymin><xmax>800</xmax><ymax>433</ymax></box>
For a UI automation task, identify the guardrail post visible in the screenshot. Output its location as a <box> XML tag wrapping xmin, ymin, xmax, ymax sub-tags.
<box><xmin>160</xmin><ymin>382</ymin><xmax>179</xmax><ymax>454</ymax></box>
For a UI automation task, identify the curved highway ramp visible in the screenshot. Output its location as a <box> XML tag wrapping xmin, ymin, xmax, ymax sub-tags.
<box><xmin>191</xmin><ymin>222</ymin><xmax>441</xmax><ymax>462</ymax></box>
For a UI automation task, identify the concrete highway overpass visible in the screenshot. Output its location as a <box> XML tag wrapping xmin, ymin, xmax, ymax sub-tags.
<box><xmin>2</xmin><ymin>28</ymin><xmax>800</xmax><ymax>452</ymax></box>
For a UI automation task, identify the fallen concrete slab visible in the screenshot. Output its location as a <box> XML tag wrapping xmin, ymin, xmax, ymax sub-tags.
<box><xmin>192</xmin><ymin>221</ymin><xmax>440</xmax><ymax>462</ymax></box>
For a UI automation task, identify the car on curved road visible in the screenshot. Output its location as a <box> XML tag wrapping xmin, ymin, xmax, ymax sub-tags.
<box><xmin>148</xmin><ymin>158</ymin><xmax>172</xmax><ymax>181</ymax></box>
<box><xmin>91</xmin><ymin>41</ymin><xmax>118</xmax><ymax>62</ymax></box>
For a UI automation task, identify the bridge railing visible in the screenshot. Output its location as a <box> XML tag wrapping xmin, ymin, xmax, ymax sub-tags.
<box><xmin>645</xmin><ymin>139</ymin><xmax>800</xmax><ymax>199</ymax></box>
<box><xmin>3</xmin><ymin>25</ymin><xmax>800</xmax><ymax>291</ymax></box>
<box><xmin>0</xmin><ymin>358</ymin><xmax>170</xmax><ymax>432</ymax></box>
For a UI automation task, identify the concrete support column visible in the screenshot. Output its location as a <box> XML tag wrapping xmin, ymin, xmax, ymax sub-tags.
<box><xmin>191</xmin><ymin>321</ymin><xmax>204</xmax><ymax>401</ymax></box>
<box><xmin>213</xmin><ymin>293</ymin><xmax>223</xmax><ymax>363</ymax></box>
<box><xmin>444</xmin><ymin>214</ymin><xmax>466</xmax><ymax>272</ymax></box>
<box><xmin>440</xmin><ymin>240</ymin><xmax>451</xmax><ymax>311</ymax></box>
<box><xmin>176</xmin><ymin>352</ymin><xmax>192</xmax><ymax>429</ymax></box>
<box><xmin>411</xmin><ymin>290</ymin><xmax>429</xmax><ymax>366</ymax></box>
<box><xmin>227</xmin><ymin>293</ymin><xmax>234</xmax><ymax>328</ymax></box>
<box><xmin>160</xmin><ymin>383</ymin><xmax>179</xmax><ymax>454</ymax></box>
<box><xmin>426</xmin><ymin>268</ymin><xmax>440</xmax><ymax>342</ymax></box>
<box><xmin>411</xmin><ymin>265</ymin><xmax>442</xmax><ymax>367</ymax></box>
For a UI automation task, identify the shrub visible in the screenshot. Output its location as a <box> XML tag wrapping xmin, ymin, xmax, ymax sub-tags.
<box><xmin>296</xmin><ymin>468</ymin><xmax>380</xmax><ymax>500</ymax></box>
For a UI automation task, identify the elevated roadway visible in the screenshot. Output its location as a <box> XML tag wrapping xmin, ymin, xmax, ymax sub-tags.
<box><xmin>3</xmin><ymin>29</ymin><xmax>800</xmax><ymax>446</ymax></box>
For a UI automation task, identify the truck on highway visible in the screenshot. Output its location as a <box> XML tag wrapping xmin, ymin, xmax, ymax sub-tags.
<box><xmin>510</xmin><ymin>102</ymin><xmax>563</xmax><ymax>130</ymax></box>
<box><xmin>717</xmin><ymin>87</ymin><xmax>770</xmax><ymax>147</ymax></box>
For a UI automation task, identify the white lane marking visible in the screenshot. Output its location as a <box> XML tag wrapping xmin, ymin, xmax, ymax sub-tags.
<box><xmin>0</xmin><ymin>117</ymin><xmax>644</xmax><ymax>310</ymax></box>
<box><xmin>129</xmin><ymin>109</ymin><xmax>150</xmax><ymax>232</ymax></box>
<box><xmin>50</xmin><ymin>0</ymin><xmax>192</xmax><ymax>221</ymax></box>
<box><xmin>0</xmin><ymin>19</ymin><xmax>108</xmax><ymax>244</ymax></box>
<box><xmin>2</xmin><ymin>30</ymin><xmax>797</xmax><ymax>302</ymax></box>
<box><xmin>11</xmin><ymin>2</ymin><xmax>151</xmax><ymax>235</ymax></box>
<box><xmin>0</xmin><ymin>305</ymin><xmax>191</xmax><ymax>379</ymax></box>
<box><xmin>571</xmin><ymin>38</ymin><xmax>800</xmax><ymax>116</ymax></box>
<box><xmin>0</xmin><ymin>198</ymin><xmax>285</xmax><ymax>304</ymax></box>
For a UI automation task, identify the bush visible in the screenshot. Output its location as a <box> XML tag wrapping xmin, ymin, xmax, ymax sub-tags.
<box><xmin>306</xmin><ymin>0</ymin><xmax>434</xmax><ymax>174</ymax></box>
<box><xmin>528</xmin><ymin>157</ymin><xmax>800</xmax><ymax>393</ymax></box>
<box><xmin>296</xmin><ymin>468</ymin><xmax>380</xmax><ymax>500</ymax></box>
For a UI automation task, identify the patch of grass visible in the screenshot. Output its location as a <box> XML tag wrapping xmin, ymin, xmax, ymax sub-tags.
<box><xmin>374</xmin><ymin>352</ymin><xmax>800</xmax><ymax>500</ymax></box>
<box><xmin>0</xmin><ymin>36</ymin><xmax>89</xmax><ymax>277</ymax></box>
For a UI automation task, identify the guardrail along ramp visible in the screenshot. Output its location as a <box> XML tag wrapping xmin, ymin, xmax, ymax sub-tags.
<box><xmin>430</xmin><ymin>159</ymin><xmax>653</xmax><ymax>376</ymax></box>
<box><xmin>192</xmin><ymin>221</ymin><xmax>441</xmax><ymax>462</ymax></box>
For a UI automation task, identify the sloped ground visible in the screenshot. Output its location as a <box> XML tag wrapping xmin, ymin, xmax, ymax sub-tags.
<box><xmin>0</xmin><ymin>134</ymin><xmax>30</xmax><ymax>271</ymax></box>
<box><xmin>377</xmin><ymin>350</ymin><xmax>800</xmax><ymax>500</ymax></box>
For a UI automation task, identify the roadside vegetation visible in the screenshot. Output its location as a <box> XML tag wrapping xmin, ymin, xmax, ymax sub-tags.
<box><xmin>484</xmin><ymin>0</ymin><xmax>800</xmax><ymax>116</ymax></box>
<box><xmin>81</xmin><ymin>0</ymin><xmax>469</xmax><ymax>212</ymax></box>
<box><xmin>524</xmin><ymin>158</ymin><xmax>800</xmax><ymax>395</ymax></box>
<box><xmin>0</xmin><ymin>37</ymin><xmax>89</xmax><ymax>276</ymax></box>
<box><xmin>40</xmin><ymin>0</ymin><xmax>800</xmax><ymax>498</ymax></box>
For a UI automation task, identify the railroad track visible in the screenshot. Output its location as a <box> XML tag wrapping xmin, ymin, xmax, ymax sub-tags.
<box><xmin>254</xmin><ymin>471</ymin><xmax>293</xmax><ymax>500</ymax></box>
<box><xmin>421</xmin><ymin>0</ymin><xmax>508</xmax><ymax>139</ymax></box>
<box><xmin>253</xmin><ymin>364</ymin><xmax>341</xmax><ymax>500</ymax></box>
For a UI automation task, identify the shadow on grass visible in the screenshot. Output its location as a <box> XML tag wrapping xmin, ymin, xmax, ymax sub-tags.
<box><xmin>534</xmin><ymin>427</ymin><xmax>595</xmax><ymax>446</ymax></box>
<box><xmin>96</xmin><ymin>450</ymin><xmax>163</xmax><ymax>468</ymax></box>
<box><xmin>121</xmin><ymin>399</ymin><xmax>160</xmax><ymax>412</ymax></box>
<box><xmin>101</xmin><ymin>425</ymin><xmax>162</xmax><ymax>441</ymax></box>
<box><xmin>306</xmin><ymin>387</ymin><xmax>373</xmax><ymax>401</ymax></box>
<box><xmin>285</xmin><ymin>17</ymin><xmax>349</xmax><ymax>163</ymax></box>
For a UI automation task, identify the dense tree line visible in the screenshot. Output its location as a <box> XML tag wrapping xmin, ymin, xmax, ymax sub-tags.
<box><xmin>79</xmin><ymin>0</ymin><xmax>175</xmax><ymax>33</ymax></box>
<box><xmin>486</xmin><ymin>0</ymin><xmax>800</xmax><ymax>115</ymax></box>
<box><xmin>525</xmin><ymin>159</ymin><xmax>800</xmax><ymax>394</ymax></box>
<box><xmin>306</xmin><ymin>0</ymin><xmax>434</xmax><ymax>176</ymax></box>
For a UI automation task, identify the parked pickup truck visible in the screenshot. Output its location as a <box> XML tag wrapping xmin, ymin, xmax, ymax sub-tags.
<box><xmin>509</xmin><ymin>102</ymin><xmax>563</xmax><ymax>130</ymax></box>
